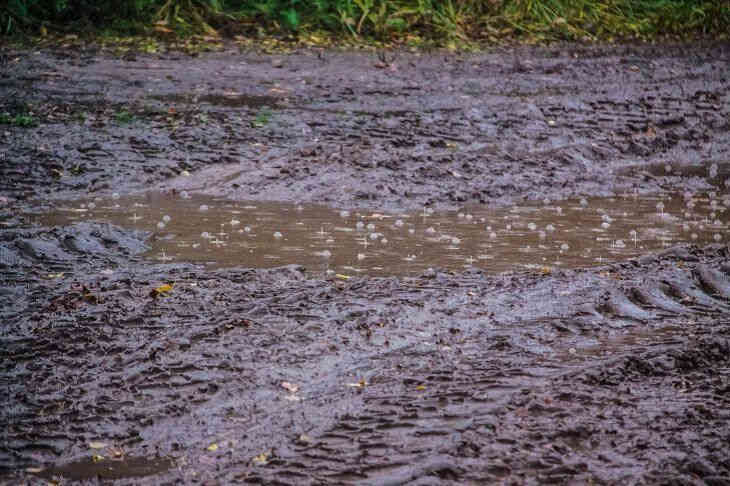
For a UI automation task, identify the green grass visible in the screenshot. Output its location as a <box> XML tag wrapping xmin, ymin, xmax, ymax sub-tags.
<box><xmin>0</xmin><ymin>112</ymin><xmax>36</xmax><ymax>127</ymax></box>
<box><xmin>114</xmin><ymin>110</ymin><xmax>135</xmax><ymax>123</ymax></box>
<box><xmin>252</xmin><ymin>108</ymin><xmax>272</xmax><ymax>128</ymax></box>
<box><xmin>2</xmin><ymin>0</ymin><xmax>728</xmax><ymax>44</ymax></box>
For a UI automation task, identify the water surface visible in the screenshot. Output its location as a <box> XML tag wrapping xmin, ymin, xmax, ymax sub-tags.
<box><xmin>38</xmin><ymin>191</ymin><xmax>729</xmax><ymax>277</ymax></box>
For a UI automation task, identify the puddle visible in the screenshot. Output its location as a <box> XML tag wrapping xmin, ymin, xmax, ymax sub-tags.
<box><xmin>150</xmin><ymin>93</ymin><xmax>281</xmax><ymax>108</ymax></box>
<box><xmin>36</xmin><ymin>191</ymin><xmax>729</xmax><ymax>277</ymax></box>
<box><xmin>33</xmin><ymin>455</ymin><xmax>174</xmax><ymax>481</ymax></box>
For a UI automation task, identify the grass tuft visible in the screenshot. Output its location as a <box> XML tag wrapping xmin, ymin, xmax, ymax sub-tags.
<box><xmin>1</xmin><ymin>0</ymin><xmax>728</xmax><ymax>44</ymax></box>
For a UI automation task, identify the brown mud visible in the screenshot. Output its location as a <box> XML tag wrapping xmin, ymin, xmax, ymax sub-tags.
<box><xmin>1</xmin><ymin>42</ymin><xmax>730</xmax><ymax>484</ymax></box>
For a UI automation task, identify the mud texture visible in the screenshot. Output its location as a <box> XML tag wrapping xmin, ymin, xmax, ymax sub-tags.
<box><xmin>1</xmin><ymin>42</ymin><xmax>729</xmax><ymax>210</ymax></box>
<box><xmin>1</xmin><ymin>42</ymin><xmax>730</xmax><ymax>484</ymax></box>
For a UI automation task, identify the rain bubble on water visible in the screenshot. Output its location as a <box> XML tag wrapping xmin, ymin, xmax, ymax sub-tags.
<box><xmin>629</xmin><ymin>229</ymin><xmax>638</xmax><ymax>245</ymax></box>
<box><xmin>714</xmin><ymin>234</ymin><xmax>722</xmax><ymax>242</ymax></box>
<box><xmin>356</xmin><ymin>221</ymin><xmax>365</xmax><ymax>230</ymax></box>
<box><xmin>528</xmin><ymin>222</ymin><xmax>537</xmax><ymax>231</ymax></box>
<box><xmin>451</xmin><ymin>237</ymin><xmax>461</xmax><ymax>245</ymax></box>
<box><xmin>395</xmin><ymin>219</ymin><xmax>404</xmax><ymax>227</ymax></box>
<box><xmin>340</xmin><ymin>210</ymin><xmax>350</xmax><ymax>218</ymax></box>
<box><xmin>489</xmin><ymin>231</ymin><xmax>497</xmax><ymax>239</ymax></box>
<box><xmin>426</xmin><ymin>227</ymin><xmax>436</xmax><ymax>234</ymax></box>
<box><xmin>579</xmin><ymin>198</ymin><xmax>588</xmax><ymax>207</ymax></box>
<box><xmin>162</xmin><ymin>215</ymin><xmax>171</xmax><ymax>223</ymax></box>
<box><xmin>201</xmin><ymin>231</ymin><xmax>211</xmax><ymax>239</ymax></box>
<box><xmin>273</xmin><ymin>231</ymin><xmax>283</xmax><ymax>239</ymax></box>
<box><xmin>112</xmin><ymin>192</ymin><xmax>120</xmax><ymax>200</ymax></box>
<box><xmin>709</xmin><ymin>163</ymin><xmax>718</xmax><ymax>178</ymax></box>
<box><xmin>157</xmin><ymin>221</ymin><xmax>165</xmax><ymax>230</ymax></box>
<box><xmin>244</xmin><ymin>226</ymin><xmax>251</xmax><ymax>233</ymax></box>
<box><xmin>88</xmin><ymin>202</ymin><xmax>96</xmax><ymax>209</ymax></box>
<box><xmin>230</xmin><ymin>219</ymin><xmax>240</xmax><ymax>226</ymax></box>
<box><xmin>408</xmin><ymin>228</ymin><xmax>415</xmax><ymax>235</ymax></box>
<box><xmin>199</xmin><ymin>204</ymin><xmax>209</xmax><ymax>211</ymax></box>
<box><xmin>546</xmin><ymin>224</ymin><xmax>555</xmax><ymax>232</ymax></box>
<box><xmin>457</xmin><ymin>212</ymin><xmax>464</xmax><ymax>219</ymax></box>
<box><xmin>357</xmin><ymin>253</ymin><xmax>366</xmax><ymax>261</ymax></box>
<box><xmin>367</xmin><ymin>223</ymin><xmax>376</xmax><ymax>231</ymax></box>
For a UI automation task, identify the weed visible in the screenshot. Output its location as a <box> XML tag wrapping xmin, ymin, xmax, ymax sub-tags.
<box><xmin>115</xmin><ymin>110</ymin><xmax>135</xmax><ymax>123</ymax></box>
<box><xmin>0</xmin><ymin>112</ymin><xmax>36</xmax><ymax>127</ymax></box>
<box><xmin>1</xmin><ymin>0</ymin><xmax>728</xmax><ymax>43</ymax></box>
<box><xmin>252</xmin><ymin>108</ymin><xmax>272</xmax><ymax>128</ymax></box>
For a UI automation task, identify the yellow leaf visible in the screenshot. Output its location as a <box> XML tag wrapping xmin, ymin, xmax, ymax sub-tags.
<box><xmin>91</xmin><ymin>455</ymin><xmax>104</xmax><ymax>463</ymax></box>
<box><xmin>415</xmin><ymin>385</ymin><xmax>426</xmax><ymax>391</ymax></box>
<box><xmin>206</xmin><ymin>443</ymin><xmax>218</xmax><ymax>452</ymax></box>
<box><xmin>156</xmin><ymin>283</ymin><xmax>174</xmax><ymax>293</ymax></box>
<box><xmin>335</xmin><ymin>274</ymin><xmax>351</xmax><ymax>280</ymax></box>
<box><xmin>150</xmin><ymin>282</ymin><xmax>174</xmax><ymax>298</ymax></box>
<box><xmin>347</xmin><ymin>379</ymin><xmax>367</xmax><ymax>388</ymax></box>
<box><xmin>88</xmin><ymin>441</ymin><xmax>107</xmax><ymax>449</ymax></box>
<box><xmin>252</xmin><ymin>451</ymin><xmax>270</xmax><ymax>465</ymax></box>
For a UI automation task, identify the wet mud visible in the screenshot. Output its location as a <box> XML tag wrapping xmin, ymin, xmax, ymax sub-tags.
<box><xmin>2</xmin><ymin>42</ymin><xmax>730</xmax><ymax>484</ymax></box>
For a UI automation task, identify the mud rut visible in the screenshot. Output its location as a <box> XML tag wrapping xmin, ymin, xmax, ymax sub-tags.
<box><xmin>1</xmin><ymin>43</ymin><xmax>730</xmax><ymax>484</ymax></box>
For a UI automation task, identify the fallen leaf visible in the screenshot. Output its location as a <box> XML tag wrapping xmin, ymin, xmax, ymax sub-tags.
<box><xmin>281</xmin><ymin>381</ymin><xmax>299</xmax><ymax>393</ymax></box>
<box><xmin>415</xmin><ymin>385</ymin><xmax>426</xmax><ymax>391</ymax></box>
<box><xmin>206</xmin><ymin>443</ymin><xmax>219</xmax><ymax>452</ymax></box>
<box><xmin>252</xmin><ymin>451</ymin><xmax>270</xmax><ymax>465</ymax></box>
<box><xmin>25</xmin><ymin>467</ymin><xmax>43</xmax><ymax>473</ymax></box>
<box><xmin>335</xmin><ymin>274</ymin><xmax>351</xmax><ymax>280</ymax></box>
<box><xmin>109</xmin><ymin>446</ymin><xmax>124</xmax><ymax>458</ymax></box>
<box><xmin>347</xmin><ymin>379</ymin><xmax>367</xmax><ymax>388</ymax></box>
<box><xmin>91</xmin><ymin>454</ymin><xmax>104</xmax><ymax>463</ymax></box>
<box><xmin>88</xmin><ymin>441</ymin><xmax>107</xmax><ymax>449</ymax></box>
<box><xmin>150</xmin><ymin>282</ymin><xmax>174</xmax><ymax>298</ymax></box>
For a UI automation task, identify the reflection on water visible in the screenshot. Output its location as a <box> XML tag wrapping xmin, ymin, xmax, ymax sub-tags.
<box><xmin>39</xmin><ymin>191</ymin><xmax>729</xmax><ymax>277</ymax></box>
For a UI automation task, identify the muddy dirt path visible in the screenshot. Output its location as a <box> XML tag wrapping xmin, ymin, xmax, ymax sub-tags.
<box><xmin>1</xmin><ymin>42</ymin><xmax>730</xmax><ymax>484</ymax></box>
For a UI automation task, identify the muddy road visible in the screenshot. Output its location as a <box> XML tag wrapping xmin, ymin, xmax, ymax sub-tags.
<box><xmin>1</xmin><ymin>42</ymin><xmax>730</xmax><ymax>484</ymax></box>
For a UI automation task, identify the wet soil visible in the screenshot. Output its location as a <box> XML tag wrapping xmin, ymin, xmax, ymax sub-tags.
<box><xmin>2</xmin><ymin>42</ymin><xmax>730</xmax><ymax>484</ymax></box>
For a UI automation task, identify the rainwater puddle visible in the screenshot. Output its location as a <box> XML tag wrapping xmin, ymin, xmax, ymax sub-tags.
<box><xmin>38</xmin><ymin>191</ymin><xmax>730</xmax><ymax>277</ymax></box>
<box><xmin>33</xmin><ymin>455</ymin><xmax>174</xmax><ymax>481</ymax></box>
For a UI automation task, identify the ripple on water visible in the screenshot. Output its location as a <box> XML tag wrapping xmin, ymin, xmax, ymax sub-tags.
<box><xmin>36</xmin><ymin>191</ymin><xmax>730</xmax><ymax>277</ymax></box>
